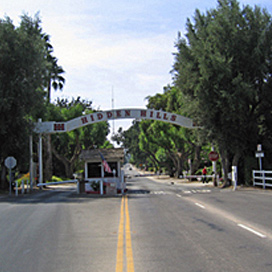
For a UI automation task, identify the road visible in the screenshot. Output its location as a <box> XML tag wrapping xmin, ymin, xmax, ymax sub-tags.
<box><xmin>0</xmin><ymin>165</ymin><xmax>272</xmax><ymax>272</ymax></box>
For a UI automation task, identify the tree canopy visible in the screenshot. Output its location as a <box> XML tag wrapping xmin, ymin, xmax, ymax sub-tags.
<box><xmin>116</xmin><ymin>0</ymin><xmax>272</xmax><ymax>184</ymax></box>
<box><xmin>172</xmin><ymin>0</ymin><xmax>272</xmax><ymax>181</ymax></box>
<box><xmin>0</xmin><ymin>15</ymin><xmax>47</xmax><ymax>184</ymax></box>
<box><xmin>0</xmin><ymin>14</ymin><xmax>112</xmax><ymax>188</ymax></box>
<box><xmin>48</xmin><ymin>98</ymin><xmax>111</xmax><ymax>178</ymax></box>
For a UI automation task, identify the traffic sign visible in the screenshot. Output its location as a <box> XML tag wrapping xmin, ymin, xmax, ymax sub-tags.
<box><xmin>5</xmin><ymin>156</ymin><xmax>17</xmax><ymax>169</ymax></box>
<box><xmin>208</xmin><ymin>151</ymin><xmax>219</xmax><ymax>161</ymax></box>
<box><xmin>255</xmin><ymin>151</ymin><xmax>264</xmax><ymax>158</ymax></box>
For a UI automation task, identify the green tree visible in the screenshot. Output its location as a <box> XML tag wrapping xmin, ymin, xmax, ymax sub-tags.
<box><xmin>173</xmin><ymin>0</ymin><xmax>272</xmax><ymax>182</ymax></box>
<box><xmin>44</xmin><ymin>46</ymin><xmax>65</xmax><ymax>103</ymax></box>
<box><xmin>42</xmin><ymin>30</ymin><xmax>65</xmax><ymax>181</ymax></box>
<box><xmin>0</xmin><ymin>15</ymin><xmax>47</xmax><ymax>188</ymax></box>
<box><xmin>144</xmin><ymin>86</ymin><xmax>205</xmax><ymax>177</ymax></box>
<box><xmin>48</xmin><ymin>98</ymin><xmax>110</xmax><ymax>178</ymax></box>
<box><xmin>111</xmin><ymin>86</ymin><xmax>205</xmax><ymax>177</ymax></box>
<box><xmin>112</xmin><ymin>122</ymin><xmax>147</xmax><ymax>167</ymax></box>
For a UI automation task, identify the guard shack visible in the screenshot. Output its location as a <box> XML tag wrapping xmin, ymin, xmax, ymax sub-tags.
<box><xmin>79</xmin><ymin>148</ymin><xmax>125</xmax><ymax>195</ymax></box>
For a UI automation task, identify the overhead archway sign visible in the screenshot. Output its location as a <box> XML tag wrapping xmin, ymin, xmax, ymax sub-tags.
<box><xmin>34</xmin><ymin>108</ymin><xmax>198</xmax><ymax>134</ymax></box>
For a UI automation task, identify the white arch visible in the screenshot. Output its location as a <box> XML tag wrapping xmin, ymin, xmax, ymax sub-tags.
<box><xmin>32</xmin><ymin>109</ymin><xmax>196</xmax><ymax>187</ymax></box>
<box><xmin>34</xmin><ymin>108</ymin><xmax>196</xmax><ymax>134</ymax></box>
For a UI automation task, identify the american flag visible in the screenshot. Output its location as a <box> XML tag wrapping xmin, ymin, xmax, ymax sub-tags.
<box><xmin>99</xmin><ymin>152</ymin><xmax>112</xmax><ymax>173</ymax></box>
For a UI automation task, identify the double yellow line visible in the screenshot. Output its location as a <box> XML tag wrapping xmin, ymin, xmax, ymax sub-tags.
<box><xmin>116</xmin><ymin>195</ymin><xmax>135</xmax><ymax>272</ymax></box>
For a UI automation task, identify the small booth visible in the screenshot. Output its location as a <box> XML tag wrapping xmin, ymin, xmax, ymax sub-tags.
<box><xmin>79</xmin><ymin>148</ymin><xmax>125</xmax><ymax>195</ymax></box>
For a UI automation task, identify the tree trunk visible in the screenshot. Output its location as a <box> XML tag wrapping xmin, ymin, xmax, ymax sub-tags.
<box><xmin>167</xmin><ymin>152</ymin><xmax>178</xmax><ymax>177</ymax></box>
<box><xmin>0</xmin><ymin>161</ymin><xmax>8</xmax><ymax>189</ymax></box>
<box><xmin>231</xmin><ymin>151</ymin><xmax>242</xmax><ymax>185</ymax></box>
<box><xmin>219</xmin><ymin>146</ymin><xmax>230</xmax><ymax>188</ymax></box>
<box><xmin>44</xmin><ymin>134</ymin><xmax>53</xmax><ymax>182</ymax></box>
<box><xmin>64</xmin><ymin>160</ymin><xmax>73</xmax><ymax>179</ymax></box>
<box><xmin>174</xmin><ymin>157</ymin><xmax>181</xmax><ymax>178</ymax></box>
<box><xmin>191</xmin><ymin>145</ymin><xmax>201</xmax><ymax>174</ymax></box>
<box><xmin>51</xmin><ymin>133</ymin><xmax>82</xmax><ymax>179</ymax></box>
<box><xmin>174</xmin><ymin>154</ymin><xmax>186</xmax><ymax>178</ymax></box>
<box><xmin>146</xmin><ymin>151</ymin><xmax>159</xmax><ymax>172</ymax></box>
<box><xmin>232</xmin><ymin>151</ymin><xmax>241</xmax><ymax>167</ymax></box>
<box><xmin>47</xmin><ymin>78</ymin><xmax>51</xmax><ymax>103</ymax></box>
<box><xmin>52</xmin><ymin>147</ymin><xmax>71</xmax><ymax>178</ymax></box>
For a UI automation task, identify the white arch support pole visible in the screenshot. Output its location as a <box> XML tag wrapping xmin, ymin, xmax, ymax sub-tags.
<box><xmin>29</xmin><ymin>134</ymin><xmax>33</xmax><ymax>191</ymax></box>
<box><xmin>100</xmin><ymin>180</ymin><xmax>103</xmax><ymax>195</ymax></box>
<box><xmin>101</xmin><ymin>163</ymin><xmax>104</xmax><ymax>195</ymax></box>
<box><xmin>38</xmin><ymin>119</ymin><xmax>43</xmax><ymax>188</ymax></box>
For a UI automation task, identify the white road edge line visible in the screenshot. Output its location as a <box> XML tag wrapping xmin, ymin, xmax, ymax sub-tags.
<box><xmin>237</xmin><ymin>224</ymin><xmax>266</xmax><ymax>238</ymax></box>
<box><xmin>195</xmin><ymin>203</ymin><xmax>205</xmax><ymax>209</ymax></box>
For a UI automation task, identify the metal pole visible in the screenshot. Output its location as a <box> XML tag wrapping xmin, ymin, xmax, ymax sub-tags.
<box><xmin>22</xmin><ymin>180</ymin><xmax>25</xmax><ymax>194</ymax></box>
<box><xmin>232</xmin><ymin>166</ymin><xmax>237</xmax><ymax>191</ymax></box>
<box><xmin>211</xmin><ymin>145</ymin><xmax>218</xmax><ymax>186</ymax></box>
<box><xmin>259</xmin><ymin>157</ymin><xmax>262</xmax><ymax>171</ymax></box>
<box><xmin>29</xmin><ymin>134</ymin><xmax>33</xmax><ymax>191</ymax></box>
<box><xmin>100</xmin><ymin>161</ymin><xmax>104</xmax><ymax>195</ymax></box>
<box><xmin>38</xmin><ymin>119</ymin><xmax>43</xmax><ymax>188</ymax></box>
<box><xmin>121</xmin><ymin>170</ymin><xmax>124</xmax><ymax>195</ymax></box>
<box><xmin>262</xmin><ymin>171</ymin><xmax>265</xmax><ymax>189</ymax></box>
<box><xmin>100</xmin><ymin>180</ymin><xmax>103</xmax><ymax>195</ymax></box>
<box><xmin>9</xmin><ymin>169</ymin><xmax>12</xmax><ymax>196</ymax></box>
<box><xmin>15</xmin><ymin>181</ymin><xmax>18</xmax><ymax>196</ymax></box>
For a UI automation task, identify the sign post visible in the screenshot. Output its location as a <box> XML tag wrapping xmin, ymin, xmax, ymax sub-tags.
<box><xmin>4</xmin><ymin>156</ymin><xmax>17</xmax><ymax>196</ymax></box>
<box><xmin>255</xmin><ymin>144</ymin><xmax>264</xmax><ymax>170</ymax></box>
<box><xmin>209</xmin><ymin>149</ymin><xmax>219</xmax><ymax>186</ymax></box>
<box><xmin>232</xmin><ymin>166</ymin><xmax>238</xmax><ymax>191</ymax></box>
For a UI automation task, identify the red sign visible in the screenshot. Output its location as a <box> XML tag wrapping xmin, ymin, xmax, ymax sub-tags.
<box><xmin>208</xmin><ymin>151</ymin><xmax>219</xmax><ymax>161</ymax></box>
<box><xmin>54</xmin><ymin>123</ymin><xmax>65</xmax><ymax>131</ymax></box>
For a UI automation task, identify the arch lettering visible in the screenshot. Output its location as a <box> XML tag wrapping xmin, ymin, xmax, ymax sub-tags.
<box><xmin>34</xmin><ymin>108</ymin><xmax>196</xmax><ymax>134</ymax></box>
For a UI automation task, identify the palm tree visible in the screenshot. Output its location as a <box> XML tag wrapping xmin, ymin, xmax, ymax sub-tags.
<box><xmin>43</xmin><ymin>34</ymin><xmax>65</xmax><ymax>181</ymax></box>
<box><xmin>43</xmin><ymin>33</ymin><xmax>65</xmax><ymax>103</ymax></box>
<box><xmin>46</xmin><ymin>55</ymin><xmax>65</xmax><ymax>103</ymax></box>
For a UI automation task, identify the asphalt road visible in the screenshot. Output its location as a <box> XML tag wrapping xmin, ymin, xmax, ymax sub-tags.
<box><xmin>1</xmin><ymin>166</ymin><xmax>272</xmax><ymax>272</ymax></box>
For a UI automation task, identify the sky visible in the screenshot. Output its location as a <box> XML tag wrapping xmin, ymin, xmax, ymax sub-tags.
<box><xmin>1</xmin><ymin>0</ymin><xmax>272</xmax><ymax>141</ymax></box>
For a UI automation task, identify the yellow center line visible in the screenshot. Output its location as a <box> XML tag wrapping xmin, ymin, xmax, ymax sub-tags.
<box><xmin>125</xmin><ymin>195</ymin><xmax>135</xmax><ymax>272</ymax></box>
<box><xmin>116</xmin><ymin>195</ymin><xmax>135</xmax><ymax>272</ymax></box>
<box><xmin>116</xmin><ymin>196</ymin><xmax>124</xmax><ymax>272</ymax></box>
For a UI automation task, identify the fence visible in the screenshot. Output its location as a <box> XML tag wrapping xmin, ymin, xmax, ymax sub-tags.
<box><xmin>37</xmin><ymin>179</ymin><xmax>77</xmax><ymax>187</ymax></box>
<box><xmin>252</xmin><ymin>170</ymin><xmax>272</xmax><ymax>189</ymax></box>
<box><xmin>181</xmin><ymin>174</ymin><xmax>217</xmax><ymax>181</ymax></box>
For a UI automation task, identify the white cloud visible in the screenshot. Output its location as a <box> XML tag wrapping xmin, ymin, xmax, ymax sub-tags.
<box><xmin>49</xmin><ymin>25</ymin><xmax>175</xmax><ymax>111</ymax></box>
<box><xmin>2</xmin><ymin>0</ymin><xmax>272</xmax><ymax>137</ymax></box>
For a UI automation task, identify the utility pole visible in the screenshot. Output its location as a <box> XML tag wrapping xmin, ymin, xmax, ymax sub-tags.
<box><xmin>112</xmin><ymin>86</ymin><xmax>115</xmax><ymax>136</ymax></box>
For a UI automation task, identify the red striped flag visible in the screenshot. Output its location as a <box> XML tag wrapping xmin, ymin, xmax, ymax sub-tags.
<box><xmin>99</xmin><ymin>152</ymin><xmax>112</xmax><ymax>173</ymax></box>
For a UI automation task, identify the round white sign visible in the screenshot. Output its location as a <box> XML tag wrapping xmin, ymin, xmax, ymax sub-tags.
<box><xmin>5</xmin><ymin>156</ymin><xmax>17</xmax><ymax>169</ymax></box>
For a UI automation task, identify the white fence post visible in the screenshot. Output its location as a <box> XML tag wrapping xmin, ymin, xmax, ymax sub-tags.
<box><xmin>232</xmin><ymin>166</ymin><xmax>237</xmax><ymax>191</ymax></box>
<box><xmin>252</xmin><ymin>170</ymin><xmax>272</xmax><ymax>189</ymax></box>
<box><xmin>100</xmin><ymin>180</ymin><xmax>103</xmax><ymax>195</ymax></box>
<box><xmin>15</xmin><ymin>181</ymin><xmax>18</xmax><ymax>197</ymax></box>
<box><xmin>262</xmin><ymin>171</ymin><xmax>265</xmax><ymax>189</ymax></box>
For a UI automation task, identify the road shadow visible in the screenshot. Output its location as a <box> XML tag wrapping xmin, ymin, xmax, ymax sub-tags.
<box><xmin>0</xmin><ymin>189</ymin><xmax>123</xmax><ymax>205</ymax></box>
<box><xmin>127</xmin><ymin>189</ymin><xmax>150</xmax><ymax>194</ymax></box>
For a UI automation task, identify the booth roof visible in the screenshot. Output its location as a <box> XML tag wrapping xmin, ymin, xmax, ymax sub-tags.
<box><xmin>79</xmin><ymin>148</ymin><xmax>124</xmax><ymax>162</ymax></box>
